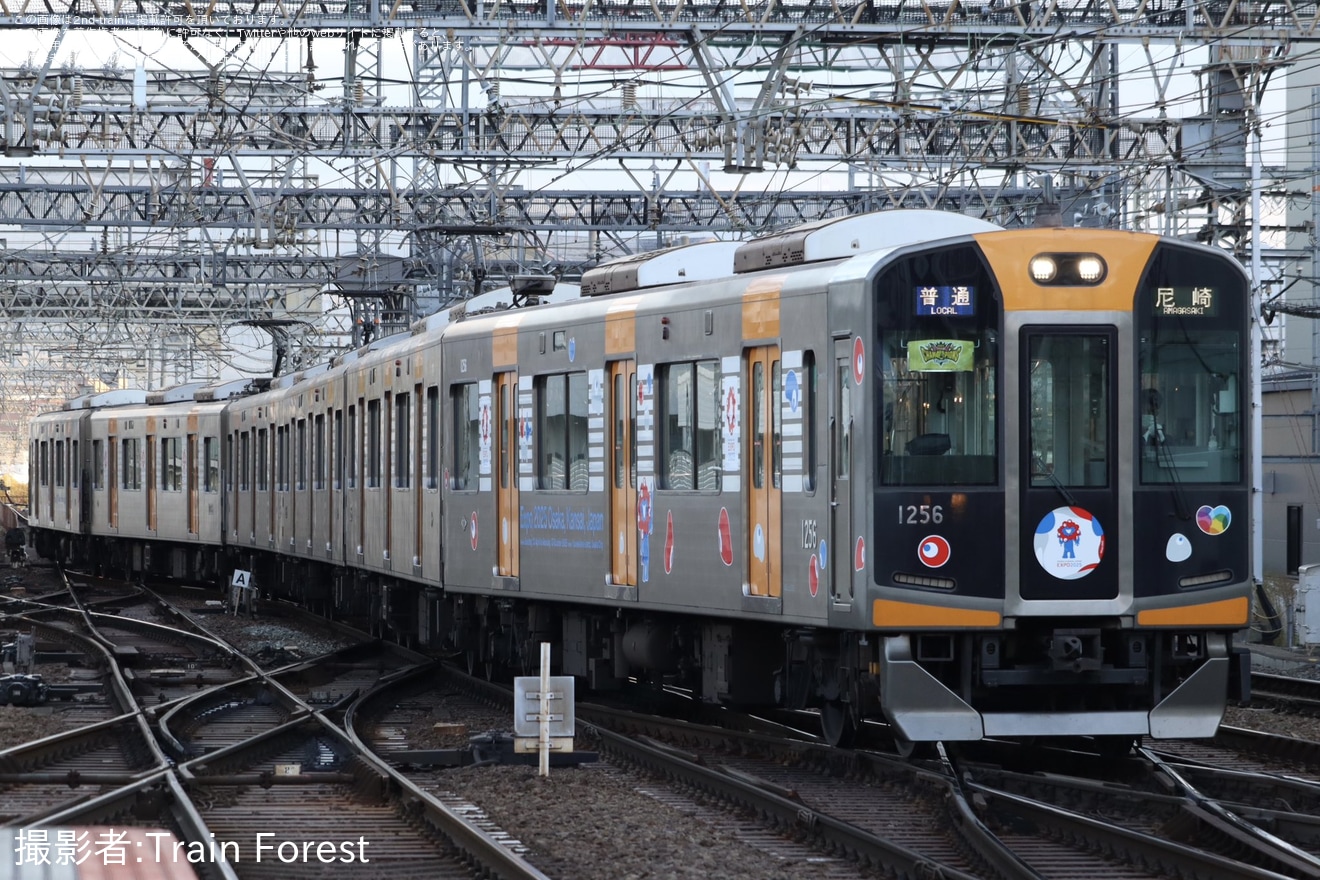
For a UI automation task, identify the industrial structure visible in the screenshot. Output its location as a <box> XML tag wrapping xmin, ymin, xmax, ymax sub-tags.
<box><xmin>0</xmin><ymin>2</ymin><xmax>1315</xmax><ymax>496</ymax></box>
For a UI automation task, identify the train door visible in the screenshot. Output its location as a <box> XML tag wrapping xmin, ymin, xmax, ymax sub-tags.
<box><xmin>609</xmin><ymin>360</ymin><xmax>637</xmax><ymax>587</ymax></box>
<box><xmin>187</xmin><ymin>433</ymin><xmax>199</xmax><ymax>536</ymax></box>
<box><xmin>414</xmin><ymin>383</ymin><xmax>425</xmax><ymax>569</ymax></box>
<box><xmin>108</xmin><ymin>436</ymin><xmax>118</xmax><ymax>529</ymax></box>
<box><xmin>146</xmin><ymin>434</ymin><xmax>157</xmax><ymax>532</ymax></box>
<box><xmin>495</xmin><ymin>372</ymin><xmax>519</xmax><ymax>578</ymax></box>
<box><xmin>746</xmin><ymin>346</ymin><xmax>782</xmax><ymax>599</ymax></box>
<box><xmin>831</xmin><ymin>338</ymin><xmax>854</xmax><ymax>607</ymax></box>
<box><xmin>1020</xmin><ymin>328</ymin><xmax>1118</xmax><ymax>600</ymax></box>
<box><xmin>61</xmin><ymin>440</ymin><xmax>70</xmax><ymax>526</ymax></box>
<box><xmin>384</xmin><ymin>392</ymin><xmax>393</xmax><ymax>562</ymax></box>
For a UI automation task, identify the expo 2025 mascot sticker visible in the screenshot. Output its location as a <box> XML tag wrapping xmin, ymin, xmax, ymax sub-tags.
<box><xmin>1033</xmin><ymin>506</ymin><xmax>1105</xmax><ymax>580</ymax></box>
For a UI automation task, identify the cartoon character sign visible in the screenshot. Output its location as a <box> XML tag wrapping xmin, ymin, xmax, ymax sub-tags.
<box><xmin>918</xmin><ymin>535</ymin><xmax>951</xmax><ymax>568</ymax></box>
<box><xmin>1056</xmin><ymin>520</ymin><xmax>1081</xmax><ymax>559</ymax></box>
<box><xmin>1033</xmin><ymin>506</ymin><xmax>1105</xmax><ymax>580</ymax></box>
<box><xmin>638</xmin><ymin>478</ymin><xmax>654</xmax><ymax>582</ymax></box>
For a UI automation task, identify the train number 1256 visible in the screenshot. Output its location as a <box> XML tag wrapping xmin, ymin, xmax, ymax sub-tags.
<box><xmin>898</xmin><ymin>504</ymin><xmax>944</xmax><ymax>524</ymax></box>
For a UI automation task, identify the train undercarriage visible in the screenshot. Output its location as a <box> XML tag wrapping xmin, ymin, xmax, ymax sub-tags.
<box><xmin>40</xmin><ymin>530</ymin><xmax>1249</xmax><ymax>750</ymax></box>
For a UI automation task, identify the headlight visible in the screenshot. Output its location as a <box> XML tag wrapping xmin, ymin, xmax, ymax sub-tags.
<box><xmin>1029</xmin><ymin>256</ymin><xmax>1058</xmax><ymax>283</ymax></box>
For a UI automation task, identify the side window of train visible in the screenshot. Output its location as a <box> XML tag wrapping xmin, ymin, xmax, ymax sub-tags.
<box><xmin>219</xmin><ymin>436</ymin><xmax>229</xmax><ymax>492</ymax></box>
<box><xmin>452</xmin><ymin>383</ymin><xmax>480</xmax><ymax>491</ymax></box>
<box><xmin>162</xmin><ymin>436</ymin><xmax>182</xmax><ymax>491</ymax></box>
<box><xmin>334</xmin><ymin>410</ymin><xmax>344</xmax><ymax>491</ymax></box>
<box><xmin>660</xmin><ymin>360</ymin><xmax>721</xmax><ymax>491</ymax></box>
<box><xmin>256</xmin><ymin>428</ymin><xmax>268</xmax><ymax>491</ymax></box>
<box><xmin>367</xmin><ymin>399</ymin><xmax>382</xmax><ymax>489</ymax></box>
<box><xmin>93</xmin><ymin>439</ymin><xmax>104</xmax><ymax>490</ymax></box>
<box><xmin>536</xmin><ymin>372</ymin><xmax>589</xmax><ymax>491</ymax></box>
<box><xmin>276</xmin><ymin>425</ymin><xmax>288</xmax><ymax>492</ymax></box>
<box><xmin>313</xmin><ymin>416</ymin><xmax>326</xmax><ymax>491</ymax></box>
<box><xmin>346</xmin><ymin>407</ymin><xmax>357</xmax><ymax>490</ymax></box>
<box><xmin>801</xmin><ymin>351</ymin><xmax>816</xmax><ymax>494</ymax></box>
<box><xmin>298</xmin><ymin>418</ymin><xmax>309</xmax><ymax>491</ymax></box>
<box><xmin>877</xmin><ymin>244</ymin><xmax>1001</xmax><ymax>486</ymax></box>
<box><xmin>122</xmin><ymin>437</ymin><xmax>141</xmax><ymax>490</ymax></box>
<box><xmin>1137</xmin><ymin>246</ymin><xmax>1247</xmax><ymax>485</ymax></box>
<box><xmin>394</xmin><ymin>394</ymin><xmax>410</xmax><ymax>490</ymax></box>
<box><xmin>426</xmin><ymin>386</ymin><xmax>440</xmax><ymax>490</ymax></box>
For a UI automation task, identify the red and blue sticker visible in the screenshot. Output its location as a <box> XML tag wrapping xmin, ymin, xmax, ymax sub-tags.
<box><xmin>918</xmin><ymin>535</ymin><xmax>951</xmax><ymax>568</ymax></box>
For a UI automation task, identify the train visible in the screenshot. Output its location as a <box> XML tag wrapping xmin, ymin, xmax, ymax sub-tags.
<box><xmin>27</xmin><ymin>209</ymin><xmax>1254</xmax><ymax>751</ymax></box>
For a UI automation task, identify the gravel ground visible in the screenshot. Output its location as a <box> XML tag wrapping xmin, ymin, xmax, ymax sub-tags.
<box><xmin>1223</xmin><ymin>644</ymin><xmax>1320</xmax><ymax>741</ymax></box>
<box><xmin>0</xmin><ymin>704</ymin><xmax>81</xmax><ymax>749</ymax></box>
<box><xmin>435</xmin><ymin>759</ymin><xmax>855</xmax><ymax>880</ymax></box>
<box><xmin>176</xmin><ymin>606</ymin><xmax>359</xmax><ymax>664</ymax></box>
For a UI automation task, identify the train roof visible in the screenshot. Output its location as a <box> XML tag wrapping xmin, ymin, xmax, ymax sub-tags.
<box><xmin>146</xmin><ymin>382</ymin><xmax>210</xmax><ymax>405</ymax></box>
<box><xmin>733</xmin><ymin>209</ymin><xmax>1003</xmax><ymax>273</ymax></box>
<box><xmin>195</xmin><ymin>377</ymin><xmax>267</xmax><ymax>401</ymax></box>
<box><xmin>64</xmin><ymin>389</ymin><xmax>149</xmax><ymax>411</ymax></box>
<box><xmin>412</xmin><ymin>282</ymin><xmax>583</xmax><ymax>336</ymax></box>
<box><xmin>580</xmin><ymin>240</ymin><xmax>741</xmax><ymax>296</ymax></box>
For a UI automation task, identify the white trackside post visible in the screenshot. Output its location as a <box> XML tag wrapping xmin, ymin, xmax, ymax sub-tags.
<box><xmin>539</xmin><ymin>641</ymin><xmax>551</xmax><ymax>777</ymax></box>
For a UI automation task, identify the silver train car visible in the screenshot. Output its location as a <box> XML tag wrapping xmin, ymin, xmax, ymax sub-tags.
<box><xmin>28</xmin><ymin>210</ymin><xmax>1254</xmax><ymax>749</ymax></box>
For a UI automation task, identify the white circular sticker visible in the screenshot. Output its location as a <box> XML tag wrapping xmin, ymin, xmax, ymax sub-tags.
<box><xmin>1032</xmin><ymin>506</ymin><xmax>1105</xmax><ymax>580</ymax></box>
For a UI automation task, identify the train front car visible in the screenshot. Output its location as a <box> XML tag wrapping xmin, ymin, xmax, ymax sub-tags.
<box><xmin>869</xmin><ymin>226</ymin><xmax>1251</xmax><ymax>748</ymax></box>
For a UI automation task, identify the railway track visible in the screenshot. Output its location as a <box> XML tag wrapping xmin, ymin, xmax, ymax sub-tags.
<box><xmin>9</xmin><ymin>561</ymin><xmax>1319</xmax><ymax>879</ymax></box>
<box><xmin>0</xmin><ymin>714</ymin><xmax>165</xmax><ymax>826</ymax></box>
<box><xmin>385</xmin><ymin>666</ymin><xmax>1320</xmax><ymax>880</ymax></box>
<box><xmin>3</xmin><ymin>568</ymin><xmax>554</xmax><ymax>880</ymax></box>
<box><xmin>1251</xmin><ymin>671</ymin><xmax>1320</xmax><ymax>717</ymax></box>
<box><xmin>180</xmin><ymin>712</ymin><xmax>550</xmax><ymax>880</ymax></box>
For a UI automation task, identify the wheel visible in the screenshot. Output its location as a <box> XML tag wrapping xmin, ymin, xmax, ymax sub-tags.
<box><xmin>820</xmin><ymin>700</ymin><xmax>857</xmax><ymax>748</ymax></box>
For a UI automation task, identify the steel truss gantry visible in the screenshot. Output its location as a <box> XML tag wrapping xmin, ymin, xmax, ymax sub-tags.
<box><xmin>0</xmin><ymin>2</ymin><xmax>1309</xmax><ymax>460</ymax></box>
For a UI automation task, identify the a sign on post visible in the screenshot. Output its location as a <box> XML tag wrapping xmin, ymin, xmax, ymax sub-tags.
<box><xmin>230</xmin><ymin>569</ymin><xmax>253</xmax><ymax>616</ymax></box>
<box><xmin>513</xmin><ymin>643</ymin><xmax>575</xmax><ymax>776</ymax></box>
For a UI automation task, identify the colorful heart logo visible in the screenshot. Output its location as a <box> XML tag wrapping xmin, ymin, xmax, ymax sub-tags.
<box><xmin>1195</xmin><ymin>505</ymin><xmax>1231</xmax><ymax>535</ymax></box>
<box><xmin>718</xmin><ymin>508</ymin><xmax>733</xmax><ymax>566</ymax></box>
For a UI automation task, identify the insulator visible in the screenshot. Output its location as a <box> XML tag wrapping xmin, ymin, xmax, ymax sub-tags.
<box><xmin>354</xmin><ymin>82</ymin><xmax>364</xmax><ymax>105</ymax></box>
<box><xmin>71</xmin><ymin>77</ymin><xmax>83</xmax><ymax>107</ymax></box>
<box><xmin>621</xmin><ymin>82</ymin><xmax>637</xmax><ymax>109</ymax></box>
<box><xmin>487</xmin><ymin>80</ymin><xmax>499</xmax><ymax>101</ymax></box>
<box><xmin>1017</xmin><ymin>85</ymin><xmax>1030</xmax><ymax>117</ymax></box>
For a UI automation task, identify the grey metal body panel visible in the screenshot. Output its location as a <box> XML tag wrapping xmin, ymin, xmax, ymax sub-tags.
<box><xmin>28</xmin><ymin>408</ymin><xmax>90</xmax><ymax>535</ymax></box>
<box><xmin>438</xmin><ymin>261</ymin><xmax>847</xmax><ymax>626</ymax></box>
<box><xmin>81</xmin><ymin>401</ymin><xmax>227</xmax><ymax>547</ymax></box>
